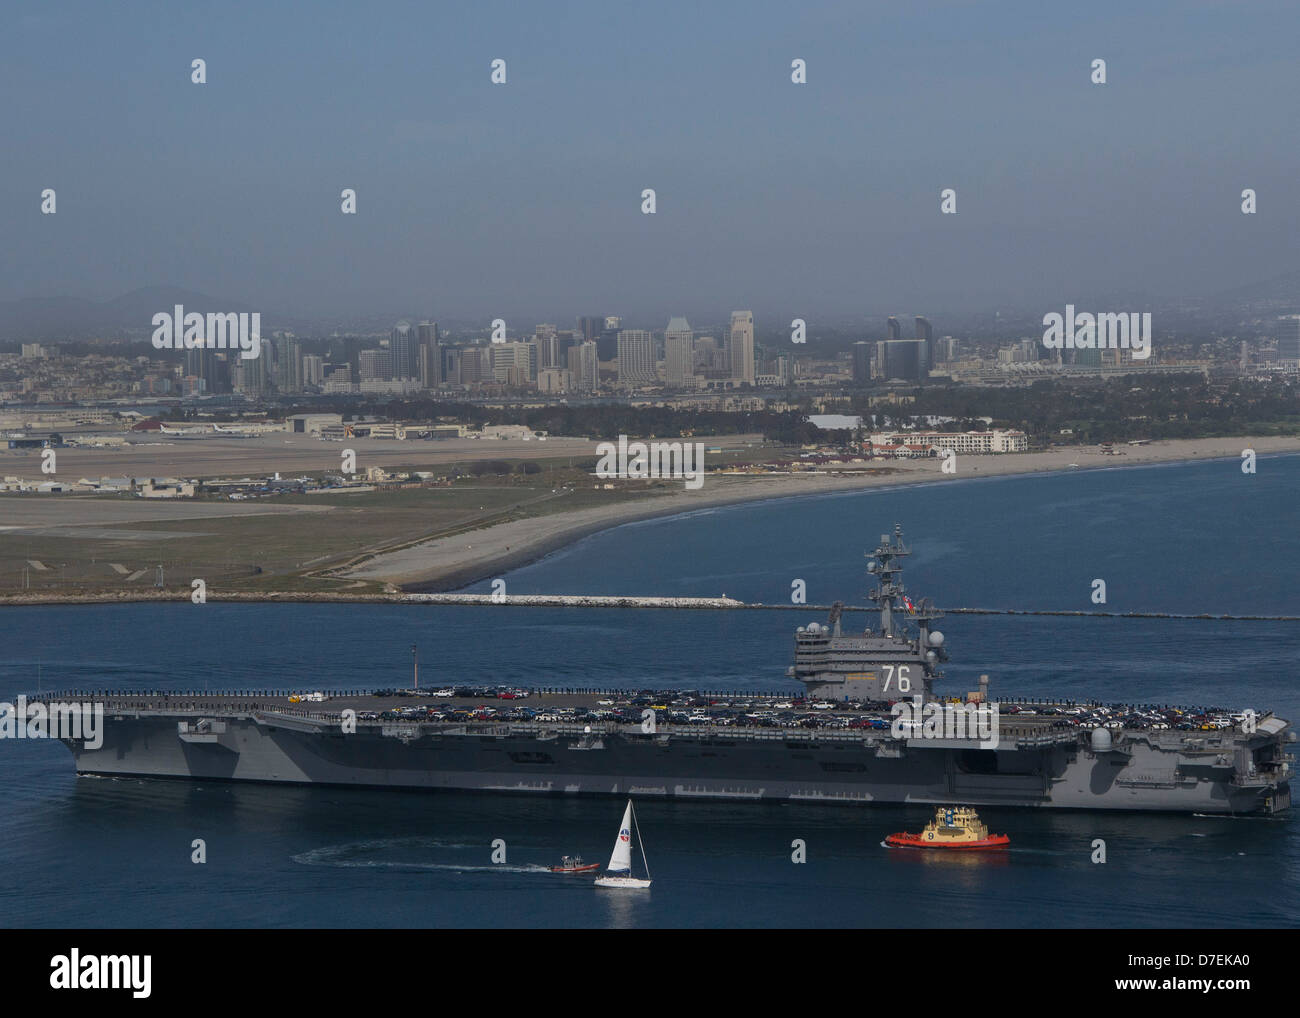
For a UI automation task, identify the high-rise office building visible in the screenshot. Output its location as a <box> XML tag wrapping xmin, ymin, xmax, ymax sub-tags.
<box><xmin>887</xmin><ymin>316</ymin><xmax>902</xmax><ymax>341</ymax></box>
<box><xmin>442</xmin><ymin>348</ymin><xmax>461</xmax><ymax>385</ymax></box>
<box><xmin>852</xmin><ymin>341</ymin><xmax>871</xmax><ymax>384</ymax></box>
<box><xmin>533</xmin><ymin>325</ymin><xmax>563</xmax><ymax>369</ymax></box>
<box><xmin>492</xmin><ymin>342</ymin><xmax>535</xmax><ymax>385</ymax></box>
<box><xmin>273</xmin><ymin>334</ymin><xmax>303</xmax><ymax>393</ymax></box>
<box><xmin>233</xmin><ymin>349</ymin><xmax>270</xmax><ymax>395</ymax></box>
<box><xmin>598</xmin><ymin>318</ymin><xmax>622</xmax><ymax>361</ymax></box>
<box><xmin>569</xmin><ymin>340</ymin><xmax>599</xmax><ymax>393</ymax></box>
<box><xmin>555</xmin><ymin>330</ymin><xmax>577</xmax><ymax>370</ymax></box>
<box><xmin>458</xmin><ymin>346</ymin><xmax>492</xmax><ymax>384</ymax></box>
<box><xmin>359</xmin><ymin>348</ymin><xmax>392</xmax><ymax>381</ymax></box>
<box><xmin>186</xmin><ymin>346</ymin><xmax>214</xmax><ymax>392</ymax></box>
<box><xmin>302</xmin><ymin>354</ymin><xmax>324</xmax><ymax>387</ymax></box>
<box><xmin>729</xmin><ymin>310</ymin><xmax>755</xmax><ymax>385</ymax></box>
<box><xmin>879</xmin><ymin>340</ymin><xmax>923</xmax><ymax>381</ymax></box>
<box><xmin>390</xmin><ymin>321</ymin><xmax>417</xmax><ymax>380</ymax></box>
<box><xmin>694</xmin><ymin>336</ymin><xmax>718</xmax><ymax>369</ymax></box>
<box><xmin>664</xmin><ymin>316</ymin><xmax>694</xmax><ymax>388</ymax></box>
<box><xmin>577</xmin><ymin>316</ymin><xmax>603</xmax><ymax>343</ymax></box>
<box><xmin>914</xmin><ymin>316</ymin><xmax>934</xmax><ymax>371</ymax></box>
<box><xmin>417</xmin><ymin>321</ymin><xmax>440</xmax><ymax>388</ymax></box>
<box><xmin>617</xmin><ymin>330</ymin><xmax>656</xmax><ymax>385</ymax></box>
<box><xmin>1278</xmin><ymin>315</ymin><xmax>1300</xmax><ymax>363</ymax></box>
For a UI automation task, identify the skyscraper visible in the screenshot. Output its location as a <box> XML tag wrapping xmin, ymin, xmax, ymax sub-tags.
<box><xmin>1278</xmin><ymin>315</ymin><xmax>1300</xmax><ymax>363</ymax></box>
<box><xmin>665</xmin><ymin>317</ymin><xmax>694</xmax><ymax>388</ymax></box>
<box><xmin>570</xmin><ymin>340</ymin><xmax>599</xmax><ymax>393</ymax></box>
<box><xmin>852</xmin><ymin>341</ymin><xmax>871</xmax><ymax>384</ymax></box>
<box><xmin>914</xmin><ymin>316</ymin><xmax>933</xmax><ymax>371</ymax></box>
<box><xmin>302</xmin><ymin>354</ymin><xmax>324</xmax><ymax>387</ymax></box>
<box><xmin>617</xmin><ymin>330</ymin><xmax>656</xmax><ymax>385</ymax></box>
<box><xmin>273</xmin><ymin>334</ymin><xmax>302</xmax><ymax>393</ymax></box>
<box><xmin>879</xmin><ymin>340</ymin><xmax>923</xmax><ymax>381</ymax></box>
<box><xmin>492</xmin><ymin>342</ymin><xmax>535</xmax><ymax>385</ymax></box>
<box><xmin>233</xmin><ymin>348</ymin><xmax>270</xmax><ymax>395</ymax></box>
<box><xmin>598</xmin><ymin>319</ymin><xmax>622</xmax><ymax>361</ymax></box>
<box><xmin>185</xmin><ymin>346</ymin><xmax>219</xmax><ymax>393</ymax></box>
<box><xmin>887</xmin><ymin>316</ymin><xmax>902</xmax><ymax>341</ymax></box>
<box><xmin>417</xmin><ymin>321</ymin><xmax>440</xmax><ymax>388</ymax></box>
<box><xmin>729</xmin><ymin>310</ymin><xmax>755</xmax><ymax>385</ymax></box>
<box><xmin>459</xmin><ymin>346</ymin><xmax>492</xmax><ymax>384</ymax></box>
<box><xmin>359</xmin><ymin>348</ymin><xmax>392</xmax><ymax>381</ymax></box>
<box><xmin>390</xmin><ymin>321</ymin><xmax>416</xmax><ymax>380</ymax></box>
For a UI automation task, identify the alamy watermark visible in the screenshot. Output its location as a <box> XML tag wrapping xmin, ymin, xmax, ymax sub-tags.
<box><xmin>151</xmin><ymin>304</ymin><xmax>262</xmax><ymax>360</ymax></box>
<box><xmin>594</xmin><ymin>435</ymin><xmax>705</xmax><ymax>490</ymax></box>
<box><xmin>890</xmin><ymin>696</ymin><xmax>999</xmax><ymax>750</ymax></box>
<box><xmin>50</xmin><ymin>949</ymin><xmax>150</xmax><ymax>998</ymax></box>
<box><xmin>0</xmin><ymin>697</ymin><xmax>104</xmax><ymax>749</ymax></box>
<box><xmin>1042</xmin><ymin>305</ymin><xmax>1151</xmax><ymax>360</ymax></box>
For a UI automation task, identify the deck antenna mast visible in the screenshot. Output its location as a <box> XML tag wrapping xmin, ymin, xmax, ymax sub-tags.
<box><xmin>867</xmin><ymin>524</ymin><xmax>910</xmax><ymax>638</ymax></box>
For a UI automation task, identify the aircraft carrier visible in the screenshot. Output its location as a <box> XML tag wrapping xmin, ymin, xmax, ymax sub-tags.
<box><xmin>32</xmin><ymin>527</ymin><xmax>1295</xmax><ymax>813</ymax></box>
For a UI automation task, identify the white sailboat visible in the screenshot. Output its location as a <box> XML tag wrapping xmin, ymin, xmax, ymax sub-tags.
<box><xmin>594</xmin><ymin>799</ymin><xmax>652</xmax><ymax>889</ymax></box>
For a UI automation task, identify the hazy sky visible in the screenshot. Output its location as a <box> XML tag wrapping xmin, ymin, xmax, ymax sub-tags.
<box><xmin>3</xmin><ymin>0</ymin><xmax>1297</xmax><ymax>322</ymax></box>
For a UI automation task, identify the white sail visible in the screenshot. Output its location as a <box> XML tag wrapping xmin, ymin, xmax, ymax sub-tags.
<box><xmin>606</xmin><ymin>800</ymin><xmax>634</xmax><ymax>873</ymax></box>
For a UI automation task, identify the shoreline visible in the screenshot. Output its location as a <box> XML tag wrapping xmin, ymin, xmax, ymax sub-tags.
<box><xmin>4</xmin><ymin>436</ymin><xmax>1298</xmax><ymax>605</ymax></box>
<box><xmin>354</xmin><ymin>436</ymin><xmax>1300</xmax><ymax>592</ymax></box>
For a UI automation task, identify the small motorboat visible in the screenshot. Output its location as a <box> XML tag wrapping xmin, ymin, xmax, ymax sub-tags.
<box><xmin>550</xmin><ymin>855</ymin><xmax>600</xmax><ymax>874</ymax></box>
<box><xmin>885</xmin><ymin>805</ymin><xmax>1010</xmax><ymax>850</ymax></box>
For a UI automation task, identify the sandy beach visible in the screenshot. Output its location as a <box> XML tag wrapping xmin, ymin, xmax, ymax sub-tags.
<box><xmin>346</xmin><ymin>436</ymin><xmax>1300</xmax><ymax>591</ymax></box>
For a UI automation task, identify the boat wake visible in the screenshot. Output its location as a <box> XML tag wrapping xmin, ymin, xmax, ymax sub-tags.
<box><xmin>292</xmin><ymin>836</ymin><xmax>554</xmax><ymax>874</ymax></box>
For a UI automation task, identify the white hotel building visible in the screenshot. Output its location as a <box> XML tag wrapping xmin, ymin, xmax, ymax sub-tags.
<box><xmin>868</xmin><ymin>429</ymin><xmax>1028</xmax><ymax>454</ymax></box>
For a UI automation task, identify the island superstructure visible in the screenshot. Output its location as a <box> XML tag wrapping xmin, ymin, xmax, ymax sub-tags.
<box><xmin>30</xmin><ymin>526</ymin><xmax>1294</xmax><ymax>814</ymax></box>
<box><xmin>791</xmin><ymin>527</ymin><xmax>949</xmax><ymax>702</ymax></box>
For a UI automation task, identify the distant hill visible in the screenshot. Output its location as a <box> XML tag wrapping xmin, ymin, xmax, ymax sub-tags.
<box><xmin>1211</xmin><ymin>271</ymin><xmax>1300</xmax><ymax>308</ymax></box>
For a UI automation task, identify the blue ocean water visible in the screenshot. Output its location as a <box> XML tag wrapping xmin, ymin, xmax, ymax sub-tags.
<box><xmin>1</xmin><ymin>455</ymin><xmax>1297</xmax><ymax>928</ymax></box>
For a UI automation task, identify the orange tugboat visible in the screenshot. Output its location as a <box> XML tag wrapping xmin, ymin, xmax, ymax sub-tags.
<box><xmin>885</xmin><ymin>806</ymin><xmax>1010</xmax><ymax>850</ymax></box>
<box><xmin>549</xmin><ymin>855</ymin><xmax>601</xmax><ymax>874</ymax></box>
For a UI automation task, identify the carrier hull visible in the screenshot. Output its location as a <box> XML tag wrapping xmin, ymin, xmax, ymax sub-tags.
<box><xmin>58</xmin><ymin>704</ymin><xmax>1292</xmax><ymax>815</ymax></box>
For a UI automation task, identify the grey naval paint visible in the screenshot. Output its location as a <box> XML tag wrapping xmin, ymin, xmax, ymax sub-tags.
<box><xmin>50</xmin><ymin>528</ymin><xmax>1296</xmax><ymax>814</ymax></box>
<box><xmin>62</xmin><ymin>707</ymin><xmax>1292</xmax><ymax>813</ymax></box>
